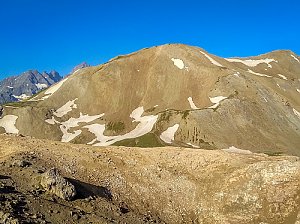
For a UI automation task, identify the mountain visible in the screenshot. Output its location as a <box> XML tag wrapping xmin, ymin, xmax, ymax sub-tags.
<box><xmin>0</xmin><ymin>44</ymin><xmax>300</xmax><ymax>155</ymax></box>
<box><xmin>70</xmin><ymin>62</ymin><xmax>90</xmax><ymax>74</ymax></box>
<box><xmin>0</xmin><ymin>70</ymin><xmax>62</xmax><ymax>104</ymax></box>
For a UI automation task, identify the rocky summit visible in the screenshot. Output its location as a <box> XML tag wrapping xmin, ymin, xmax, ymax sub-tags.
<box><xmin>0</xmin><ymin>70</ymin><xmax>62</xmax><ymax>104</ymax></box>
<box><xmin>0</xmin><ymin>44</ymin><xmax>300</xmax><ymax>156</ymax></box>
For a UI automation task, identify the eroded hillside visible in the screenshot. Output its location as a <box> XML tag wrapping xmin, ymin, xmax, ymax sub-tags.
<box><xmin>0</xmin><ymin>44</ymin><xmax>300</xmax><ymax>155</ymax></box>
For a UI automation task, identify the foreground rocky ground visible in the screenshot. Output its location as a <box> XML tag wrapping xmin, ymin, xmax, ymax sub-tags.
<box><xmin>0</xmin><ymin>134</ymin><xmax>300</xmax><ymax>223</ymax></box>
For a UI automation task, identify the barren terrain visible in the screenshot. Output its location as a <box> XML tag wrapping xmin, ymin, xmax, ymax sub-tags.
<box><xmin>1</xmin><ymin>134</ymin><xmax>300</xmax><ymax>223</ymax></box>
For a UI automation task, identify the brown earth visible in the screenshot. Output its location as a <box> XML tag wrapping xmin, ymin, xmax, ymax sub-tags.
<box><xmin>1</xmin><ymin>134</ymin><xmax>300</xmax><ymax>223</ymax></box>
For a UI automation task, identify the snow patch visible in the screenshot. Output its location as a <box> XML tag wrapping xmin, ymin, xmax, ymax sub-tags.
<box><xmin>160</xmin><ymin>124</ymin><xmax>179</xmax><ymax>144</ymax></box>
<box><xmin>45</xmin><ymin>117</ymin><xmax>58</xmax><ymax>125</ymax></box>
<box><xmin>86</xmin><ymin>107</ymin><xmax>158</xmax><ymax>146</ymax></box>
<box><xmin>41</xmin><ymin>78</ymin><xmax>69</xmax><ymax>100</ymax></box>
<box><xmin>188</xmin><ymin>97</ymin><xmax>199</xmax><ymax>109</ymax></box>
<box><xmin>276</xmin><ymin>83</ymin><xmax>285</xmax><ymax>91</ymax></box>
<box><xmin>12</xmin><ymin>94</ymin><xmax>30</xmax><ymax>101</ymax></box>
<box><xmin>293</xmin><ymin>108</ymin><xmax>300</xmax><ymax>119</ymax></box>
<box><xmin>60</xmin><ymin>113</ymin><xmax>104</xmax><ymax>142</ymax></box>
<box><xmin>233</xmin><ymin>72</ymin><xmax>240</xmax><ymax>77</ymax></box>
<box><xmin>187</xmin><ymin>143</ymin><xmax>200</xmax><ymax>148</ymax></box>
<box><xmin>0</xmin><ymin>115</ymin><xmax>19</xmax><ymax>134</ymax></box>
<box><xmin>247</xmin><ymin>69</ymin><xmax>272</xmax><ymax>78</ymax></box>
<box><xmin>277</xmin><ymin>74</ymin><xmax>288</xmax><ymax>80</ymax></box>
<box><xmin>171</xmin><ymin>58</ymin><xmax>185</xmax><ymax>70</ymax></box>
<box><xmin>291</xmin><ymin>54</ymin><xmax>300</xmax><ymax>63</ymax></box>
<box><xmin>262</xmin><ymin>97</ymin><xmax>268</xmax><ymax>103</ymax></box>
<box><xmin>222</xmin><ymin>146</ymin><xmax>252</xmax><ymax>154</ymax></box>
<box><xmin>73</xmin><ymin>69</ymin><xmax>80</xmax><ymax>74</ymax></box>
<box><xmin>35</xmin><ymin>83</ymin><xmax>48</xmax><ymax>89</ymax></box>
<box><xmin>130</xmin><ymin>107</ymin><xmax>144</xmax><ymax>121</ymax></box>
<box><xmin>209</xmin><ymin>96</ymin><xmax>227</xmax><ymax>109</ymax></box>
<box><xmin>200</xmin><ymin>51</ymin><xmax>223</xmax><ymax>67</ymax></box>
<box><xmin>53</xmin><ymin>99</ymin><xmax>78</xmax><ymax>117</ymax></box>
<box><xmin>226</xmin><ymin>58</ymin><xmax>277</xmax><ymax>68</ymax></box>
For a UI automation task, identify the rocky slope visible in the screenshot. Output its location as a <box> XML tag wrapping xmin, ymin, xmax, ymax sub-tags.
<box><xmin>0</xmin><ymin>134</ymin><xmax>300</xmax><ymax>223</ymax></box>
<box><xmin>0</xmin><ymin>44</ymin><xmax>300</xmax><ymax>155</ymax></box>
<box><xmin>0</xmin><ymin>70</ymin><xmax>62</xmax><ymax>104</ymax></box>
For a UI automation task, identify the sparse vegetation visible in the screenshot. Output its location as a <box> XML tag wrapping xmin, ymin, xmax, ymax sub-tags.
<box><xmin>159</xmin><ymin>111</ymin><xmax>172</xmax><ymax>122</ymax></box>
<box><xmin>106</xmin><ymin>121</ymin><xmax>125</xmax><ymax>133</ymax></box>
<box><xmin>264</xmin><ymin>151</ymin><xmax>284</xmax><ymax>156</ymax></box>
<box><xmin>145</xmin><ymin>107</ymin><xmax>156</xmax><ymax>113</ymax></box>
<box><xmin>113</xmin><ymin>133</ymin><xmax>163</xmax><ymax>147</ymax></box>
<box><xmin>182</xmin><ymin>110</ymin><xmax>190</xmax><ymax>119</ymax></box>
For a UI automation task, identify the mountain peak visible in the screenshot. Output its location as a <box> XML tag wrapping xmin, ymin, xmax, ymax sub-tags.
<box><xmin>1</xmin><ymin>44</ymin><xmax>300</xmax><ymax>156</ymax></box>
<box><xmin>71</xmin><ymin>62</ymin><xmax>90</xmax><ymax>74</ymax></box>
<box><xmin>0</xmin><ymin>70</ymin><xmax>62</xmax><ymax>104</ymax></box>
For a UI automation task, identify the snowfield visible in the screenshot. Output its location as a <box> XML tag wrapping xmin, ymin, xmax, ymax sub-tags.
<box><xmin>0</xmin><ymin>115</ymin><xmax>19</xmax><ymax>134</ymax></box>
<box><xmin>53</xmin><ymin>99</ymin><xmax>78</xmax><ymax>117</ymax></box>
<box><xmin>42</xmin><ymin>78</ymin><xmax>69</xmax><ymax>100</ymax></box>
<box><xmin>85</xmin><ymin>107</ymin><xmax>158</xmax><ymax>146</ymax></box>
<box><xmin>247</xmin><ymin>69</ymin><xmax>272</xmax><ymax>78</ymax></box>
<box><xmin>160</xmin><ymin>124</ymin><xmax>179</xmax><ymax>144</ymax></box>
<box><xmin>226</xmin><ymin>58</ymin><xmax>277</xmax><ymax>68</ymax></box>
<box><xmin>200</xmin><ymin>51</ymin><xmax>223</xmax><ymax>67</ymax></box>
<box><xmin>60</xmin><ymin>113</ymin><xmax>104</xmax><ymax>142</ymax></box>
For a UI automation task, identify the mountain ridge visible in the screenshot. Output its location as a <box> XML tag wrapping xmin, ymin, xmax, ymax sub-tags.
<box><xmin>0</xmin><ymin>70</ymin><xmax>62</xmax><ymax>104</ymax></box>
<box><xmin>0</xmin><ymin>44</ymin><xmax>300</xmax><ymax>155</ymax></box>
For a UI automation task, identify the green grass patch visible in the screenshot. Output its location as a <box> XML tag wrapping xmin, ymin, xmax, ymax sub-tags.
<box><xmin>264</xmin><ymin>151</ymin><xmax>284</xmax><ymax>156</ymax></box>
<box><xmin>4</xmin><ymin>100</ymin><xmax>36</xmax><ymax>108</ymax></box>
<box><xmin>106</xmin><ymin>121</ymin><xmax>125</xmax><ymax>133</ymax></box>
<box><xmin>181</xmin><ymin>110</ymin><xmax>190</xmax><ymax>119</ymax></box>
<box><xmin>112</xmin><ymin>133</ymin><xmax>164</xmax><ymax>148</ymax></box>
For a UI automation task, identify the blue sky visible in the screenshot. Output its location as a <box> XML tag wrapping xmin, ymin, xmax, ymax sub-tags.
<box><xmin>0</xmin><ymin>0</ymin><xmax>299</xmax><ymax>78</ymax></box>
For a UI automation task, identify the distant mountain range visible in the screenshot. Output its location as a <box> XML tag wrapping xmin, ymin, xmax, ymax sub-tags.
<box><xmin>0</xmin><ymin>70</ymin><xmax>62</xmax><ymax>104</ymax></box>
<box><xmin>0</xmin><ymin>62</ymin><xmax>90</xmax><ymax>105</ymax></box>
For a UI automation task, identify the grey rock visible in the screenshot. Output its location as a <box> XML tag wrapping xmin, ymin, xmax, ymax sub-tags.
<box><xmin>40</xmin><ymin>168</ymin><xmax>76</xmax><ymax>201</ymax></box>
<box><xmin>12</xmin><ymin>160</ymin><xmax>31</xmax><ymax>168</ymax></box>
<box><xmin>71</xmin><ymin>62</ymin><xmax>89</xmax><ymax>74</ymax></box>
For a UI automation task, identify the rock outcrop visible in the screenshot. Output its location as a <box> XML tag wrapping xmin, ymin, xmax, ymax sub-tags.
<box><xmin>40</xmin><ymin>168</ymin><xmax>76</xmax><ymax>201</ymax></box>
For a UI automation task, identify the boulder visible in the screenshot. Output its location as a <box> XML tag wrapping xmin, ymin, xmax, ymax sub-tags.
<box><xmin>40</xmin><ymin>168</ymin><xmax>76</xmax><ymax>201</ymax></box>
